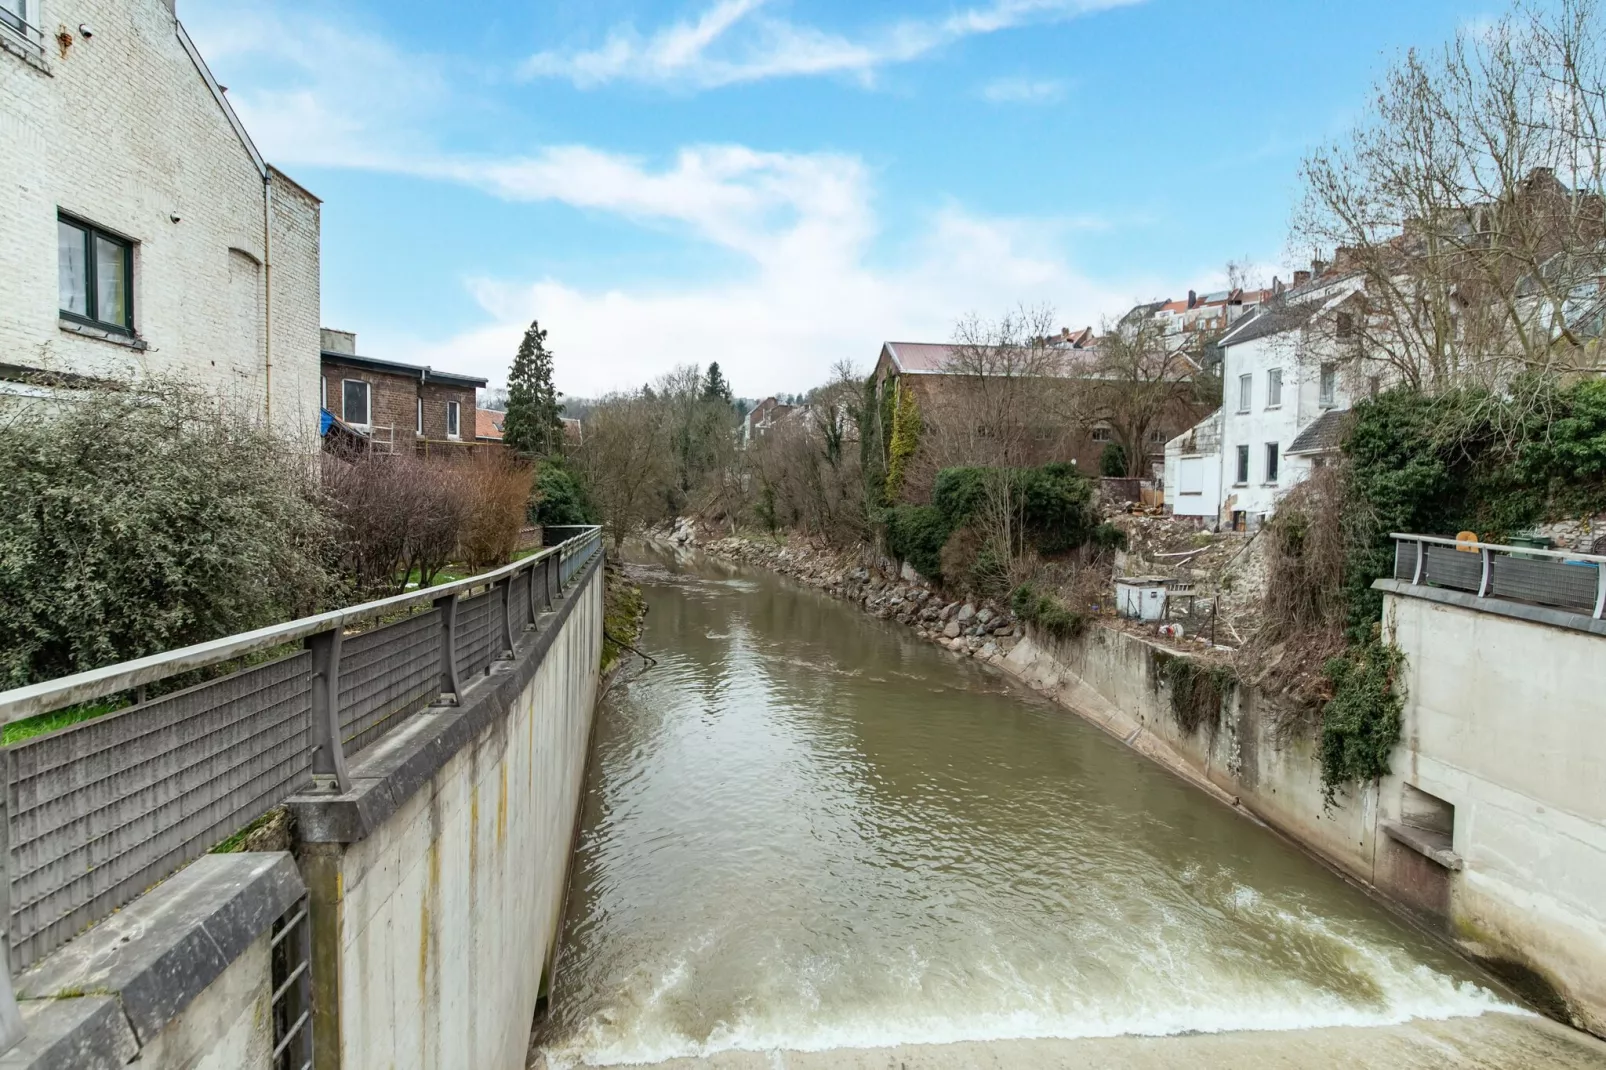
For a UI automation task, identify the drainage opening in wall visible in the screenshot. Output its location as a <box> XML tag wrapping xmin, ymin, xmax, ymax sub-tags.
<box><xmin>1384</xmin><ymin>783</ymin><xmax>1462</xmax><ymax>871</ymax></box>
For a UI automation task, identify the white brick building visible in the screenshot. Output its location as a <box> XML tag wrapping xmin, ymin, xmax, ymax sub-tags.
<box><xmin>0</xmin><ymin>0</ymin><xmax>321</xmax><ymax>442</ymax></box>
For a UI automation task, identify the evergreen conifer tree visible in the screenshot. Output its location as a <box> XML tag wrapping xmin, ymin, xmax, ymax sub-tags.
<box><xmin>503</xmin><ymin>320</ymin><xmax>564</xmax><ymax>457</ymax></box>
<box><xmin>703</xmin><ymin>362</ymin><xmax>732</xmax><ymax>403</ymax></box>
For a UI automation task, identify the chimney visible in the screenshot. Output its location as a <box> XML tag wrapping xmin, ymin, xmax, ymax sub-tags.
<box><xmin>1311</xmin><ymin>258</ymin><xmax>1329</xmax><ymax>278</ymax></box>
<box><xmin>1293</xmin><ymin>270</ymin><xmax>1311</xmax><ymax>287</ymax></box>
<box><xmin>1061</xmin><ymin>327</ymin><xmax>1071</xmax><ymax>341</ymax></box>
<box><xmin>1187</xmin><ymin>289</ymin><xmax>1197</xmax><ymax>309</ymax></box>
<box><xmin>320</xmin><ymin>328</ymin><xmax>357</xmax><ymax>355</ymax></box>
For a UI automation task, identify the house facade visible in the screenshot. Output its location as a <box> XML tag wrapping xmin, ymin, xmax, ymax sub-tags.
<box><xmin>0</xmin><ymin>0</ymin><xmax>321</xmax><ymax>441</ymax></box>
<box><xmin>319</xmin><ymin>330</ymin><xmax>485</xmax><ymax>454</ymax></box>
<box><xmin>1165</xmin><ymin>275</ymin><xmax>1364</xmax><ymax>528</ymax></box>
<box><xmin>742</xmin><ymin>396</ymin><xmax>793</xmax><ymax>446</ymax></box>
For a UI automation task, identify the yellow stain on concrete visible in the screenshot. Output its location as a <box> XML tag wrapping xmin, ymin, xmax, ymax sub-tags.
<box><xmin>498</xmin><ymin>764</ymin><xmax>509</xmax><ymax>847</ymax></box>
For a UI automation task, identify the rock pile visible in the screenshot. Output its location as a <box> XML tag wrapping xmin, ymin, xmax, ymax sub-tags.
<box><xmin>699</xmin><ymin>532</ymin><xmax>1022</xmax><ymax>666</ymax></box>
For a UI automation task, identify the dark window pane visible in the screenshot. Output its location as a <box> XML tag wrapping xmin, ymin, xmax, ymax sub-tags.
<box><xmin>446</xmin><ymin>402</ymin><xmax>459</xmax><ymax>437</ymax></box>
<box><xmin>58</xmin><ymin>219</ymin><xmax>88</xmax><ymax>316</ymax></box>
<box><xmin>343</xmin><ymin>381</ymin><xmax>369</xmax><ymax>425</ymax></box>
<box><xmin>1236</xmin><ymin>445</ymin><xmax>1249</xmax><ymax>483</ymax></box>
<box><xmin>95</xmin><ymin>235</ymin><xmax>129</xmax><ymax>328</ymax></box>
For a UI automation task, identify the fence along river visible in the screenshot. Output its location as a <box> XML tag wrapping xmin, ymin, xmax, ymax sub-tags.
<box><xmin>531</xmin><ymin>546</ymin><xmax>1598</xmax><ymax>1069</ymax></box>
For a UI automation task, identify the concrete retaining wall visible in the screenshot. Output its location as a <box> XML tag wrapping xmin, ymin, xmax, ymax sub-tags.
<box><xmin>291</xmin><ymin>553</ymin><xmax>603</xmax><ymax>1070</ymax></box>
<box><xmin>997</xmin><ymin>597</ymin><xmax>1604</xmax><ymax>1035</ymax></box>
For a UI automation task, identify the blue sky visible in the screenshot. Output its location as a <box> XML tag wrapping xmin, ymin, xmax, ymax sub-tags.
<box><xmin>184</xmin><ymin>0</ymin><xmax>1498</xmax><ymax>399</ymax></box>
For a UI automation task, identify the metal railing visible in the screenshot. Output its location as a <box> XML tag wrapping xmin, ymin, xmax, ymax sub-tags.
<box><xmin>0</xmin><ymin>526</ymin><xmax>604</xmax><ymax>1053</ymax></box>
<box><xmin>1390</xmin><ymin>533</ymin><xmax>1606</xmax><ymax>619</ymax></box>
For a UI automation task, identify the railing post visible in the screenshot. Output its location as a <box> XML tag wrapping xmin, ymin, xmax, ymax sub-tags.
<box><xmin>497</xmin><ymin>577</ymin><xmax>515</xmax><ymax>659</ymax></box>
<box><xmin>1595</xmin><ymin>562</ymin><xmax>1606</xmax><ymax>620</ymax></box>
<box><xmin>306</xmin><ymin>629</ymin><xmax>352</xmax><ymax>794</ymax></box>
<box><xmin>434</xmin><ymin>593</ymin><xmax>463</xmax><ymax>705</ymax></box>
<box><xmin>1411</xmin><ymin>538</ymin><xmax>1425</xmax><ymax>585</ymax></box>
<box><xmin>543</xmin><ymin>553</ymin><xmax>556</xmax><ymax>610</ymax></box>
<box><xmin>0</xmin><ymin>746</ymin><xmax>26</xmax><ymax>1056</ymax></box>
<box><xmin>1478</xmin><ymin>547</ymin><xmax>1493</xmax><ymax>597</ymax></box>
<box><xmin>525</xmin><ymin>559</ymin><xmax>539</xmax><ymax>627</ymax></box>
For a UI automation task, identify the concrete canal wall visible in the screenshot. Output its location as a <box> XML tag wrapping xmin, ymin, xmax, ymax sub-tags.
<box><xmin>291</xmin><ymin>554</ymin><xmax>603</xmax><ymax>1070</ymax></box>
<box><xmin>1000</xmin><ymin>585</ymin><xmax>1606</xmax><ymax>1036</ymax></box>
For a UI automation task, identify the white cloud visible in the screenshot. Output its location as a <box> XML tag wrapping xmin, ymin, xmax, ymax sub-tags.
<box><xmin>184</xmin><ymin>1</ymin><xmax>1236</xmax><ymax>400</ymax></box>
<box><xmin>523</xmin><ymin>0</ymin><xmax>1142</xmax><ymax>90</ymax></box>
<box><xmin>979</xmin><ymin>77</ymin><xmax>1067</xmax><ymax>104</ymax></box>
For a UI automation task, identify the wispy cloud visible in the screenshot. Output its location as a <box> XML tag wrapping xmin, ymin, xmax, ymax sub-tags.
<box><xmin>522</xmin><ymin>0</ymin><xmax>1141</xmax><ymax>90</ymax></box>
<box><xmin>979</xmin><ymin>76</ymin><xmax>1067</xmax><ymax>104</ymax></box>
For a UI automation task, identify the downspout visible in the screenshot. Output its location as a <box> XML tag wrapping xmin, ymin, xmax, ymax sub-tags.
<box><xmin>263</xmin><ymin>174</ymin><xmax>274</xmax><ymax>423</ymax></box>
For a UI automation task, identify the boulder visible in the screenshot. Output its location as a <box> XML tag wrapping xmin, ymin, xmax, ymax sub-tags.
<box><xmin>957</xmin><ymin>603</ymin><xmax>977</xmax><ymax>623</ymax></box>
<box><xmin>942</xmin><ymin>621</ymin><xmax>962</xmax><ymax>639</ymax></box>
<box><xmin>977</xmin><ymin>608</ymin><xmax>995</xmax><ymax>626</ymax></box>
<box><xmin>979</xmin><ymin>641</ymin><xmax>1000</xmax><ymax>660</ymax></box>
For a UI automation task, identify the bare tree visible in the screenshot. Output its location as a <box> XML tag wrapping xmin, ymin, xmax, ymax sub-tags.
<box><xmin>1084</xmin><ymin>313</ymin><xmax>1207</xmax><ymax>477</ymax></box>
<box><xmin>1294</xmin><ymin>0</ymin><xmax>1606</xmax><ymax>417</ymax></box>
<box><xmin>574</xmin><ymin>390</ymin><xmax>675</xmax><ymax>547</ymax></box>
<box><xmin>747</xmin><ymin>361</ymin><xmax>866</xmax><ymax>542</ymax></box>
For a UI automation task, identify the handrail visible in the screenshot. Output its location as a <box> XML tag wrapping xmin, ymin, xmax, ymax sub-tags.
<box><xmin>1389</xmin><ymin>532</ymin><xmax>1606</xmax><ymax>565</ymax></box>
<box><xmin>0</xmin><ymin>526</ymin><xmax>604</xmax><ymax>725</ymax></box>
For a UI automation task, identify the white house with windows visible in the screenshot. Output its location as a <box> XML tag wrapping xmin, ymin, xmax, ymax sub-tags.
<box><xmin>0</xmin><ymin>0</ymin><xmax>322</xmax><ymax>441</ymax></box>
<box><xmin>1165</xmin><ymin>275</ymin><xmax>1365</xmax><ymax>529</ymax></box>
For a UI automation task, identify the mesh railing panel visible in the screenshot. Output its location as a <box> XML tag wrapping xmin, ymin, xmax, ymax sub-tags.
<box><xmin>1394</xmin><ymin>540</ymin><xmax>1414</xmax><ymax>581</ymax></box>
<box><xmin>1422</xmin><ymin>544</ymin><xmax>1481</xmax><ymax>592</ymax></box>
<box><xmin>1489</xmin><ymin>555</ymin><xmax>1598</xmax><ymax>613</ymax></box>
<box><xmin>457</xmin><ymin>590</ymin><xmax>500</xmax><ymax>679</ymax></box>
<box><xmin>8</xmin><ymin>652</ymin><xmax>313</xmax><ymax>968</ymax></box>
<box><xmin>510</xmin><ymin>574</ymin><xmax>529</xmax><ymax>628</ymax></box>
<box><xmin>339</xmin><ymin>609</ymin><xmax>441</xmax><ymax>757</ymax></box>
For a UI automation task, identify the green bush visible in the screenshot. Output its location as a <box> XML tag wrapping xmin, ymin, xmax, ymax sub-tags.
<box><xmin>1020</xmin><ymin>463</ymin><xmax>1096</xmax><ymax>553</ymax></box>
<box><xmin>1009</xmin><ymin>582</ymin><xmax>1086</xmax><ymax>640</ymax></box>
<box><xmin>0</xmin><ymin>383</ymin><xmax>337</xmax><ymax>688</ymax></box>
<box><xmin>530</xmin><ymin>461</ymin><xmax>596</xmax><ymax>526</ymax></box>
<box><xmin>884</xmin><ymin>504</ymin><xmax>950</xmax><ymax>581</ymax></box>
<box><xmin>931</xmin><ymin>466</ymin><xmax>988</xmax><ymax>527</ymax></box>
<box><xmin>1091</xmin><ymin>522</ymin><xmax>1128</xmax><ymax>552</ymax></box>
<box><xmin>1319</xmin><ymin>639</ymin><xmax>1405</xmax><ymax>802</ymax></box>
<box><xmin>1099</xmin><ymin>442</ymin><xmax>1128</xmax><ymax>477</ymax></box>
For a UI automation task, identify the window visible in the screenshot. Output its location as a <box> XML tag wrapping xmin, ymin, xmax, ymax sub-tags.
<box><xmin>1319</xmin><ymin>363</ymin><xmax>1337</xmax><ymax>407</ymax></box>
<box><xmin>1091</xmin><ymin>426</ymin><xmax>1112</xmax><ymax>442</ymax></box>
<box><xmin>1148</xmin><ymin>429</ymin><xmax>1167</xmax><ymax>445</ymax></box>
<box><xmin>342</xmin><ymin>380</ymin><xmax>370</xmax><ymax>426</ymax></box>
<box><xmin>1238</xmin><ymin>373</ymin><xmax>1252</xmax><ymax>412</ymax></box>
<box><xmin>1266</xmin><ymin>368</ymin><xmax>1283</xmax><ymax>408</ymax></box>
<box><xmin>416</xmin><ymin>397</ymin><xmax>423</xmax><ymax>435</ymax></box>
<box><xmin>1235</xmin><ymin>444</ymin><xmax>1250</xmax><ymax>484</ymax></box>
<box><xmin>1</xmin><ymin>0</ymin><xmax>29</xmax><ymax>35</ymax></box>
<box><xmin>446</xmin><ymin>401</ymin><xmax>460</xmax><ymax>439</ymax></box>
<box><xmin>1179</xmin><ymin>456</ymin><xmax>1204</xmax><ymax>495</ymax></box>
<box><xmin>58</xmin><ymin>215</ymin><xmax>134</xmax><ymax>333</ymax></box>
<box><xmin>320</xmin><ymin>377</ymin><xmax>327</xmax><ymax>410</ymax></box>
<box><xmin>1265</xmin><ymin>442</ymin><xmax>1280</xmax><ymax>483</ymax></box>
<box><xmin>1336</xmin><ymin>311</ymin><xmax>1354</xmax><ymax>339</ymax></box>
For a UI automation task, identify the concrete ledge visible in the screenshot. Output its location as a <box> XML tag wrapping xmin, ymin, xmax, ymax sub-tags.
<box><xmin>13</xmin><ymin>852</ymin><xmax>304</xmax><ymax>1053</ymax></box>
<box><xmin>1373</xmin><ymin>578</ymin><xmax>1606</xmax><ymax>638</ymax></box>
<box><xmin>288</xmin><ymin>548</ymin><xmax>603</xmax><ymax>843</ymax></box>
<box><xmin>1382</xmin><ymin>820</ymin><xmax>1464</xmax><ymax>871</ymax></box>
<box><xmin>0</xmin><ymin>997</ymin><xmax>136</xmax><ymax>1070</ymax></box>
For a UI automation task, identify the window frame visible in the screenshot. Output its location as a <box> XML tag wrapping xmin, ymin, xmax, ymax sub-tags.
<box><xmin>1319</xmin><ymin>363</ymin><xmax>1337</xmax><ymax>407</ymax></box>
<box><xmin>1266</xmin><ymin>368</ymin><xmax>1283</xmax><ymax>409</ymax></box>
<box><xmin>1234</xmin><ymin>444</ymin><xmax>1250</xmax><ymax>485</ymax></box>
<box><xmin>1265</xmin><ymin>442</ymin><xmax>1280</xmax><ymax>484</ymax></box>
<box><xmin>58</xmin><ymin>213</ymin><xmax>136</xmax><ymax>336</ymax></box>
<box><xmin>416</xmin><ymin>396</ymin><xmax>424</xmax><ymax>435</ymax></box>
<box><xmin>342</xmin><ymin>379</ymin><xmax>371</xmax><ymax>427</ymax></box>
<box><xmin>1090</xmin><ymin>425</ymin><xmax>1112</xmax><ymax>443</ymax></box>
<box><xmin>445</xmin><ymin>400</ymin><xmax>461</xmax><ymax>439</ymax></box>
<box><xmin>1237</xmin><ymin>373</ymin><xmax>1252</xmax><ymax>413</ymax></box>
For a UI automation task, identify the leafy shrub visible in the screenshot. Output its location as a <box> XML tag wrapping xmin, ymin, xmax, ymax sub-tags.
<box><xmin>1020</xmin><ymin>463</ymin><xmax>1096</xmax><ymax>553</ymax></box>
<box><xmin>530</xmin><ymin>460</ymin><xmax>596</xmax><ymax>526</ymax></box>
<box><xmin>938</xmin><ymin>526</ymin><xmax>981</xmax><ymax>590</ymax></box>
<box><xmin>1091</xmin><ymin>522</ymin><xmax>1128</xmax><ymax>553</ymax></box>
<box><xmin>1008</xmin><ymin>582</ymin><xmax>1086</xmax><ymax>640</ymax></box>
<box><xmin>1100</xmin><ymin>442</ymin><xmax>1128</xmax><ymax>477</ymax></box>
<box><xmin>1319</xmin><ymin>639</ymin><xmax>1405</xmax><ymax>802</ymax></box>
<box><xmin>932</xmin><ymin>466</ymin><xmax>988</xmax><ymax>527</ymax></box>
<box><xmin>0</xmin><ymin>383</ymin><xmax>336</xmax><ymax>688</ymax></box>
<box><xmin>884</xmin><ymin>504</ymin><xmax>950</xmax><ymax>581</ymax></box>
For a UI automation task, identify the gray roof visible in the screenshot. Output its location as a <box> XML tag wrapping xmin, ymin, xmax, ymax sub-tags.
<box><xmin>320</xmin><ymin>350</ymin><xmax>487</xmax><ymax>389</ymax></box>
<box><xmin>1217</xmin><ymin>302</ymin><xmax>1319</xmax><ymax>347</ymax></box>
<box><xmin>1286</xmin><ymin>408</ymin><xmax>1351</xmax><ymax>455</ymax></box>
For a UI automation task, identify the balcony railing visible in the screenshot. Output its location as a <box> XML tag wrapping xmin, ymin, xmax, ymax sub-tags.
<box><xmin>1390</xmin><ymin>532</ymin><xmax>1606</xmax><ymax>620</ymax></box>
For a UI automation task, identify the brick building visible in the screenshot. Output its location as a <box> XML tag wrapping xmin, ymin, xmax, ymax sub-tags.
<box><xmin>320</xmin><ymin>330</ymin><xmax>486</xmax><ymax>454</ymax></box>
<box><xmin>0</xmin><ymin>0</ymin><xmax>322</xmax><ymax>443</ymax></box>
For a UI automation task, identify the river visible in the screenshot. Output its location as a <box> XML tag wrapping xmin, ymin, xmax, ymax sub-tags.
<box><xmin>532</xmin><ymin>546</ymin><xmax>1601</xmax><ymax>1068</ymax></box>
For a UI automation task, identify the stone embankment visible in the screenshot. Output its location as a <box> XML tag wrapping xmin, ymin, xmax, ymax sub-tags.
<box><xmin>691</xmin><ymin>526</ymin><xmax>1026</xmax><ymax>667</ymax></box>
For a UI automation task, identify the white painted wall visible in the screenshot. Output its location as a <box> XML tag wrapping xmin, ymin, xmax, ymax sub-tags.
<box><xmin>334</xmin><ymin>568</ymin><xmax>603</xmax><ymax>1070</ymax></box>
<box><xmin>1164</xmin><ymin>410</ymin><xmax>1222</xmax><ymax>519</ymax></box>
<box><xmin>0</xmin><ymin>0</ymin><xmax>321</xmax><ymax>443</ymax></box>
<box><xmin>1383</xmin><ymin>592</ymin><xmax>1606</xmax><ymax>1033</ymax></box>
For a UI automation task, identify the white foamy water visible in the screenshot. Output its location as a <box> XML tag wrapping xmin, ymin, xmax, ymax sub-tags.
<box><xmin>536</xmin><ymin>553</ymin><xmax>1515</xmax><ymax>1067</ymax></box>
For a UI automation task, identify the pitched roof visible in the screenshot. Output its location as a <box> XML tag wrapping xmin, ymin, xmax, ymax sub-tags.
<box><xmin>881</xmin><ymin>341</ymin><xmax>1102</xmax><ymax>377</ymax></box>
<box><xmin>476</xmin><ymin>409</ymin><xmax>504</xmax><ymax>440</ymax></box>
<box><xmin>1286</xmin><ymin>408</ymin><xmax>1351</xmax><ymax>455</ymax></box>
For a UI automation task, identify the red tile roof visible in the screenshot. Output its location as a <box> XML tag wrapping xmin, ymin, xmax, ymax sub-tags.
<box><xmin>476</xmin><ymin>409</ymin><xmax>504</xmax><ymax>440</ymax></box>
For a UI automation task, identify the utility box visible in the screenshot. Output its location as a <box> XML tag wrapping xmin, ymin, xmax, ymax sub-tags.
<box><xmin>1116</xmin><ymin>577</ymin><xmax>1169</xmax><ymax>621</ymax></box>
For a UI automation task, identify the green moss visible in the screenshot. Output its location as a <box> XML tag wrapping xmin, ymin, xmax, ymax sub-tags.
<box><xmin>601</xmin><ymin>567</ymin><xmax>646</xmax><ymax>673</ymax></box>
<box><xmin>1151</xmin><ymin>651</ymin><xmax>1236</xmax><ymax>736</ymax></box>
